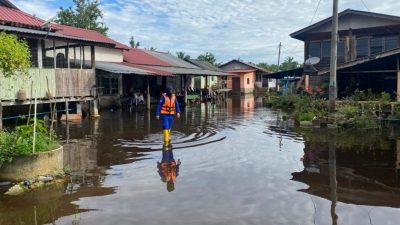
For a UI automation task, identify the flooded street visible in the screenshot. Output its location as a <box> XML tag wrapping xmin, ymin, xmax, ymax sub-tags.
<box><xmin>1</xmin><ymin>96</ymin><xmax>400</xmax><ymax>225</ymax></box>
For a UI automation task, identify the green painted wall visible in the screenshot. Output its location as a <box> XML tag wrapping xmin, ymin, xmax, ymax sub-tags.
<box><xmin>0</xmin><ymin>69</ymin><xmax>56</xmax><ymax>100</ymax></box>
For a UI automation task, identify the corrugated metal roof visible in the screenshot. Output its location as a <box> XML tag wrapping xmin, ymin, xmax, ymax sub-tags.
<box><xmin>0</xmin><ymin>24</ymin><xmax>114</xmax><ymax>46</ymax></box>
<box><xmin>96</xmin><ymin>61</ymin><xmax>152</xmax><ymax>75</ymax></box>
<box><xmin>186</xmin><ymin>59</ymin><xmax>228</xmax><ymax>74</ymax></box>
<box><xmin>146</xmin><ymin>51</ymin><xmax>198</xmax><ymax>69</ymax></box>
<box><xmin>0</xmin><ymin>5</ymin><xmax>43</xmax><ymax>28</ymax></box>
<box><xmin>141</xmin><ymin>65</ymin><xmax>227</xmax><ymax>76</ymax></box>
<box><xmin>123</xmin><ymin>49</ymin><xmax>172</xmax><ymax>66</ymax></box>
<box><xmin>220</xmin><ymin>59</ymin><xmax>272</xmax><ymax>74</ymax></box>
<box><xmin>0</xmin><ymin>5</ymin><xmax>128</xmax><ymax>49</ymax></box>
<box><xmin>52</xmin><ymin>24</ymin><xmax>130</xmax><ymax>49</ymax></box>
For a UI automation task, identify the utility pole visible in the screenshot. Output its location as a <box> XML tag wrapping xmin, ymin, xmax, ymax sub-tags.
<box><xmin>276</xmin><ymin>42</ymin><xmax>282</xmax><ymax>91</ymax></box>
<box><xmin>329</xmin><ymin>0</ymin><xmax>339</xmax><ymax>112</ymax></box>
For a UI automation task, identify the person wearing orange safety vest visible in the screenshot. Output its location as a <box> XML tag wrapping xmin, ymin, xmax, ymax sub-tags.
<box><xmin>156</xmin><ymin>86</ymin><xmax>181</xmax><ymax>145</ymax></box>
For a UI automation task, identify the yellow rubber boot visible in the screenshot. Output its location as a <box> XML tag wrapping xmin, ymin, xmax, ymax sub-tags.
<box><xmin>163</xmin><ymin>130</ymin><xmax>170</xmax><ymax>145</ymax></box>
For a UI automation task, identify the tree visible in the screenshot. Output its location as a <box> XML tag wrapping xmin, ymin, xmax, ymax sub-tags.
<box><xmin>129</xmin><ymin>36</ymin><xmax>140</xmax><ymax>48</ymax></box>
<box><xmin>197</xmin><ymin>52</ymin><xmax>216</xmax><ymax>65</ymax></box>
<box><xmin>0</xmin><ymin>32</ymin><xmax>31</xmax><ymax>130</ymax></box>
<box><xmin>145</xmin><ymin>47</ymin><xmax>157</xmax><ymax>51</ymax></box>
<box><xmin>256</xmin><ymin>62</ymin><xmax>279</xmax><ymax>72</ymax></box>
<box><xmin>256</xmin><ymin>57</ymin><xmax>299</xmax><ymax>72</ymax></box>
<box><xmin>56</xmin><ymin>0</ymin><xmax>108</xmax><ymax>35</ymax></box>
<box><xmin>280</xmin><ymin>56</ymin><xmax>300</xmax><ymax>71</ymax></box>
<box><xmin>0</xmin><ymin>32</ymin><xmax>30</xmax><ymax>77</ymax></box>
<box><xmin>176</xmin><ymin>51</ymin><xmax>190</xmax><ymax>60</ymax></box>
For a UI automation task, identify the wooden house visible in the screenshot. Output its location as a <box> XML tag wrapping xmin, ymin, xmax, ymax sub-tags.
<box><xmin>0</xmin><ymin>0</ymin><xmax>124</xmax><ymax>126</ymax></box>
<box><xmin>290</xmin><ymin>9</ymin><xmax>400</xmax><ymax>98</ymax></box>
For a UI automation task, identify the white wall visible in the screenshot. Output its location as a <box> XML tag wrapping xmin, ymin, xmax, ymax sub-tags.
<box><xmin>95</xmin><ymin>47</ymin><xmax>123</xmax><ymax>62</ymax></box>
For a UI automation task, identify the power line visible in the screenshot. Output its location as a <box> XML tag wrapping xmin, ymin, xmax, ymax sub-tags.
<box><xmin>284</xmin><ymin>0</ymin><xmax>324</xmax><ymax>57</ymax></box>
<box><xmin>360</xmin><ymin>0</ymin><xmax>371</xmax><ymax>11</ymax></box>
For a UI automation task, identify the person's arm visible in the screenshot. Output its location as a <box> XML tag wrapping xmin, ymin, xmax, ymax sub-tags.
<box><xmin>156</xmin><ymin>97</ymin><xmax>165</xmax><ymax>117</ymax></box>
<box><xmin>175</xmin><ymin>98</ymin><xmax>181</xmax><ymax>114</ymax></box>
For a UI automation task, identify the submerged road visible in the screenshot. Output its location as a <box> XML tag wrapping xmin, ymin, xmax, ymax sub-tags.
<box><xmin>1</xmin><ymin>97</ymin><xmax>400</xmax><ymax>225</ymax></box>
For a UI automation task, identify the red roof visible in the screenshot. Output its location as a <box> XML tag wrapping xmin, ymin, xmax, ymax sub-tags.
<box><xmin>0</xmin><ymin>6</ymin><xmax>44</xmax><ymax>28</ymax></box>
<box><xmin>0</xmin><ymin>5</ymin><xmax>129</xmax><ymax>49</ymax></box>
<box><xmin>51</xmin><ymin>24</ymin><xmax>129</xmax><ymax>49</ymax></box>
<box><xmin>224</xmin><ymin>69</ymin><xmax>257</xmax><ymax>73</ymax></box>
<box><xmin>120</xmin><ymin>62</ymin><xmax>174</xmax><ymax>76</ymax></box>
<box><xmin>123</xmin><ymin>48</ymin><xmax>172</xmax><ymax>66</ymax></box>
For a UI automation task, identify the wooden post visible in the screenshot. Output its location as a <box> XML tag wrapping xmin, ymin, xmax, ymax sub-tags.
<box><xmin>305</xmin><ymin>74</ymin><xmax>310</xmax><ymax>91</ymax></box>
<box><xmin>91</xmin><ymin>46</ymin><xmax>95</xmax><ymax>69</ymax></box>
<box><xmin>65</xmin><ymin>99</ymin><xmax>69</xmax><ymax>121</ymax></box>
<box><xmin>0</xmin><ymin>102</ymin><xmax>3</xmax><ymax>130</ymax></box>
<box><xmin>397</xmin><ymin>55</ymin><xmax>400</xmax><ymax>101</ymax></box>
<box><xmin>184</xmin><ymin>75</ymin><xmax>188</xmax><ymax>105</ymax></box>
<box><xmin>76</xmin><ymin>102</ymin><xmax>82</xmax><ymax>117</ymax></box>
<box><xmin>80</xmin><ymin>45</ymin><xmax>83</xmax><ymax>70</ymax></box>
<box><xmin>38</xmin><ymin>40</ymin><xmax>43</xmax><ymax>68</ymax></box>
<box><xmin>66</xmin><ymin>42</ymin><xmax>70</xmax><ymax>69</ymax></box>
<box><xmin>396</xmin><ymin>139</ymin><xmax>400</xmax><ymax>170</ymax></box>
<box><xmin>53</xmin><ymin>40</ymin><xmax>56</xmax><ymax>69</ymax></box>
<box><xmin>146</xmin><ymin>77</ymin><xmax>151</xmax><ymax>110</ymax></box>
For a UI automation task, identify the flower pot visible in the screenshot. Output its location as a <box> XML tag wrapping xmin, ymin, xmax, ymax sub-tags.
<box><xmin>17</xmin><ymin>89</ymin><xmax>27</xmax><ymax>101</ymax></box>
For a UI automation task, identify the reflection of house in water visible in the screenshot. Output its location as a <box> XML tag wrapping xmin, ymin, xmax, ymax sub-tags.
<box><xmin>292</xmin><ymin>132</ymin><xmax>400</xmax><ymax>207</ymax></box>
<box><xmin>225</xmin><ymin>95</ymin><xmax>255</xmax><ymax>112</ymax></box>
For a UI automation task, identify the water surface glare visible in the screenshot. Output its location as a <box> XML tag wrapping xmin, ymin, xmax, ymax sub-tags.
<box><xmin>1</xmin><ymin>98</ymin><xmax>400</xmax><ymax>225</ymax></box>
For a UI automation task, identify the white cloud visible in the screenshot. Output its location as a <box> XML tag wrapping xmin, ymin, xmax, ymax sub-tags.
<box><xmin>13</xmin><ymin>0</ymin><xmax>400</xmax><ymax>64</ymax></box>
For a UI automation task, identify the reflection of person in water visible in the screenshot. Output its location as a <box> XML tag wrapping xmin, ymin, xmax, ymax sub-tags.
<box><xmin>157</xmin><ymin>145</ymin><xmax>181</xmax><ymax>192</ymax></box>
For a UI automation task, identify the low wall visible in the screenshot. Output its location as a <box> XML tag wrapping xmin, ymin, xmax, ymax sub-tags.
<box><xmin>0</xmin><ymin>146</ymin><xmax>63</xmax><ymax>181</ymax></box>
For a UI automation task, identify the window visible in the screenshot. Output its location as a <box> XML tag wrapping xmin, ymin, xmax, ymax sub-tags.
<box><xmin>27</xmin><ymin>39</ymin><xmax>38</xmax><ymax>68</ymax></box>
<box><xmin>247</xmin><ymin>78</ymin><xmax>250</xmax><ymax>85</ymax></box>
<box><xmin>321</xmin><ymin>40</ymin><xmax>331</xmax><ymax>59</ymax></box>
<box><xmin>102</xmin><ymin>77</ymin><xmax>119</xmax><ymax>95</ymax></box>
<box><xmin>370</xmin><ymin>37</ymin><xmax>384</xmax><ymax>55</ymax></box>
<box><xmin>309</xmin><ymin>42</ymin><xmax>321</xmax><ymax>58</ymax></box>
<box><xmin>385</xmin><ymin>35</ymin><xmax>399</xmax><ymax>51</ymax></box>
<box><xmin>356</xmin><ymin>37</ymin><xmax>369</xmax><ymax>59</ymax></box>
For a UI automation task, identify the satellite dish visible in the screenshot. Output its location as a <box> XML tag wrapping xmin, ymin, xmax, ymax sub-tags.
<box><xmin>304</xmin><ymin>57</ymin><xmax>320</xmax><ymax>66</ymax></box>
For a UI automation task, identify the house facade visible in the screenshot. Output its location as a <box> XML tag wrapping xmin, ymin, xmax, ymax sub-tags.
<box><xmin>290</xmin><ymin>9</ymin><xmax>400</xmax><ymax>98</ymax></box>
<box><xmin>220</xmin><ymin>60</ymin><xmax>271</xmax><ymax>94</ymax></box>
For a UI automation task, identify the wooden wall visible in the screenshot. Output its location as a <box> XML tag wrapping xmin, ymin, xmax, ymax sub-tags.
<box><xmin>0</xmin><ymin>69</ymin><xmax>56</xmax><ymax>100</ymax></box>
<box><xmin>0</xmin><ymin>68</ymin><xmax>95</xmax><ymax>101</ymax></box>
<box><xmin>55</xmin><ymin>69</ymin><xmax>95</xmax><ymax>97</ymax></box>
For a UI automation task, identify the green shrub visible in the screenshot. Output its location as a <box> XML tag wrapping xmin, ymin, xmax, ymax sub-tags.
<box><xmin>0</xmin><ymin>120</ymin><xmax>58</xmax><ymax>166</ymax></box>
<box><xmin>337</xmin><ymin>104</ymin><xmax>359</xmax><ymax>118</ymax></box>
<box><xmin>347</xmin><ymin>116</ymin><xmax>380</xmax><ymax>129</ymax></box>
<box><xmin>296</xmin><ymin>112</ymin><xmax>315</xmax><ymax>122</ymax></box>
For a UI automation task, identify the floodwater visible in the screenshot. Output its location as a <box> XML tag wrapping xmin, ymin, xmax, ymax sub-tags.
<box><xmin>1</xmin><ymin>95</ymin><xmax>400</xmax><ymax>225</ymax></box>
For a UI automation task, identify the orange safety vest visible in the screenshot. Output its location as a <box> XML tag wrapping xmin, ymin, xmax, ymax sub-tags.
<box><xmin>160</xmin><ymin>161</ymin><xmax>177</xmax><ymax>182</ymax></box>
<box><xmin>160</xmin><ymin>93</ymin><xmax>176</xmax><ymax>115</ymax></box>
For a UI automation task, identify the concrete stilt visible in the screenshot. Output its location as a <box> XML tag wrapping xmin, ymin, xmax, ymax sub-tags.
<box><xmin>90</xmin><ymin>100</ymin><xmax>100</xmax><ymax>118</ymax></box>
<box><xmin>146</xmin><ymin>77</ymin><xmax>151</xmax><ymax>110</ymax></box>
<box><xmin>76</xmin><ymin>102</ymin><xmax>82</xmax><ymax>117</ymax></box>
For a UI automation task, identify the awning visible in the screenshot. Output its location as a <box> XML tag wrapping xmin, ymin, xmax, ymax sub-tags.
<box><xmin>96</xmin><ymin>61</ymin><xmax>153</xmax><ymax>75</ymax></box>
<box><xmin>264</xmin><ymin>68</ymin><xmax>304</xmax><ymax>79</ymax></box>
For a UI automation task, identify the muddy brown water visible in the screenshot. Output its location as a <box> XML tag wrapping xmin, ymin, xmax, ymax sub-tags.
<box><xmin>1</xmin><ymin>96</ymin><xmax>400</xmax><ymax>225</ymax></box>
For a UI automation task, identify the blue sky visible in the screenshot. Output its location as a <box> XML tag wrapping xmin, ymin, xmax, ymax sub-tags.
<box><xmin>12</xmin><ymin>0</ymin><xmax>400</xmax><ymax>64</ymax></box>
